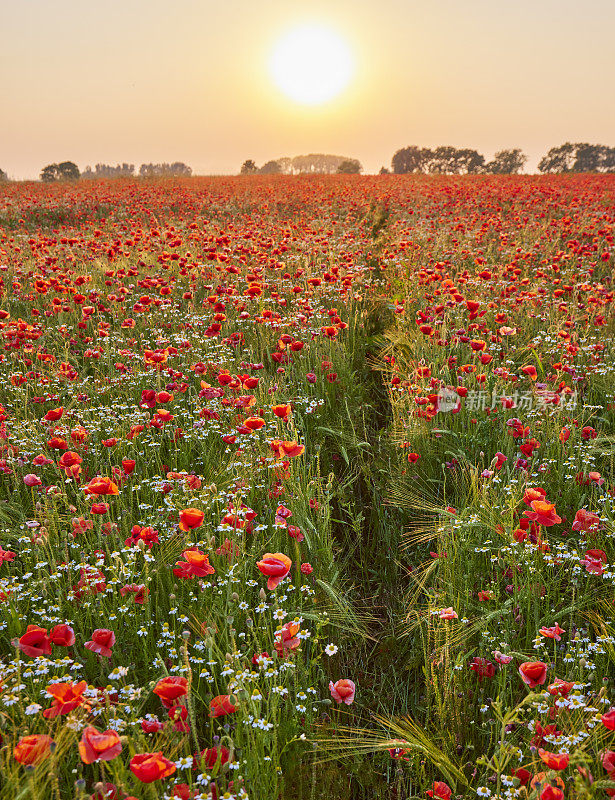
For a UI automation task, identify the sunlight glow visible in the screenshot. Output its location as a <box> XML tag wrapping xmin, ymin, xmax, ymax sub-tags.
<box><xmin>269</xmin><ymin>24</ymin><xmax>355</xmax><ymax>105</ymax></box>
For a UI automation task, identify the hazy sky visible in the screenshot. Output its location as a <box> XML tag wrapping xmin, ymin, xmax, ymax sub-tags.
<box><xmin>2</xmin><ymin>0</ymin><xmax>615</xmax><ymax>179</ymax></box>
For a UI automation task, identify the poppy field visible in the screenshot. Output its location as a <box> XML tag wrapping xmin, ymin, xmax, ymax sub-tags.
<box><xmin>0</xmin><ymin>174</ymin><xmax>614</xmax><ymax>800</ymax></box>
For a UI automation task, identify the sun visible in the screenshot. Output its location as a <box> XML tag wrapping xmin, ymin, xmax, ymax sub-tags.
<box><xmin>269</xmin><ymin>24</ymin><xmax>355</xmax><ymax>106</ymax></box>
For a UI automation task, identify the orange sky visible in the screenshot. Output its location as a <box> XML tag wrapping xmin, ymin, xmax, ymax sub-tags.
<box><xmin>2</xmin><ymin>0</ymin><xmax>615</xmax><ymax>179</ymax></box>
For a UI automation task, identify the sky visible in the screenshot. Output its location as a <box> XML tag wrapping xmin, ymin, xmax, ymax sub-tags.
<box><xmin>2</xmin><ymin>0</ymin><xmax>615</xmax><ymax>179</ymax></box>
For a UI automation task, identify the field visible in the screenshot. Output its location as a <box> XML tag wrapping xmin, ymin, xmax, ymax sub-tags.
<box><xmin>0</xmin><ymin>174</ymin><xmax>614</xmax><ymax>800</ymax></box>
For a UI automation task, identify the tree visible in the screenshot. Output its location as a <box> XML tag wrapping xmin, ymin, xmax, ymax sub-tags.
<box><xmin>139</xmin><ymin>162</ymin><xmax>192</xmax><ymax>178</ymax></box>
<box><xmin>40</xmin><ymin>162</ymin><xmax>80</xmax><ymax>182</ymax></box>
<box><xmin>337</xmin><ymin>159</ymin><xmax>362</xmax><ymax>174</ymax></box>
<box><xmin>392</xmin><ymin>146</ymin><xmax>432</xmax><ymax>174</ymax></box>
<box><xmin>484</xmin><ymin>149</ymin><xmax>527</xmax><ymax>174</ymax></box>
<box><xmin>427</xmin><ymin>147</ymin><xmax>484</xmax><ymax>174</ymax></box>
<box><xmin>290</xmin><ymin>154</ymin><xmax>357</xmax><ymax>174</ymax></box>
<box><xmin>538</xmin><ymin>143</ymin><xmax>615</xmax><ymax>173</ymax></box>
<box><xmin>240</xmin><ymin>160</ymin><xmax>258</xmax><ymax>175</ymax></box>
<box><xmin>0</xmin><ymin>168</ymin><xmax>7</xmax><ymax>182</ymax></box>
<box><xmin>379</xmin><ymin>166</ymin><xmax>390</xmax><ymax>175</ymax></box>
<box><xmin>538</xmin><ymin>143</ymin><xmax>576</xmax><ymax>173</ymax></box>
<box><xmin>260</xmin><ymin>160</ymin><xmax>282</xmax><ymax>174</ymax></box>
<box><xmin>82</xmin><ymin>163</ymin><xmax>135</xmax><ymax>179</ymax></box>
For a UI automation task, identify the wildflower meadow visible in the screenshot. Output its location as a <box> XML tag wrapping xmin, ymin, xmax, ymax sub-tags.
<box><xmin>0</xmin><ymin>174</ymin><xmax>614</xmax><ymax>800</ymax></box>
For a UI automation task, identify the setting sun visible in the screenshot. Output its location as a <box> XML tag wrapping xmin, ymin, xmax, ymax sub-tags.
<box><xmin>269</xmin><ymin>24</ymin><xmax>354</xmax><ymax>106</ymax></box>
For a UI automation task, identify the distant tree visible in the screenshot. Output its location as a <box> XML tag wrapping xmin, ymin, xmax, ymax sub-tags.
<box><xmin>538</xmin><ymin>143</ymin><xmax>576</xmax><ymax>173</ymax></box>
<box><xmin>40</xmin><ymin>162</ymin><xmax>80</xmax><ymax>182</ymax></box>
<box><xmin>484</xmin><ymin>148</ymin><xmax>527</xmax><ymax>174</ymax></box>
<box><xmin>259</xmin><ymin>160</ymin><xmax>282</xmax><ymax>174</ymax></box>
<box><xmin>337</xmin><ymin>159</ymin><xmax>362</xmax><ymax>174</ymax></box>
<box><xmin>379</xmin><ymin>166</ymin><xmax>390</xmax><ymax>175</ymax></box>
<box><xmin>139</xmin><ymin>162</ymin><xmax>192</xmax><ymax>178</ymax></box>
<box><xmin>392</xmin><ymin>146</ymin><xmax>432</xmax><ymax>174</ymax></box>
<box><xmin>427</xmin><ymin>147</ymin><xmax>484</xmax><ymax>174</ymax></box>
<box><xmin>538</xmin><ymin>142</ymin><xmax>615</xmax><ymax>173</ymax></box>
<box><xmin>572</xmin><ymin>143</ymin><xmax>610</xmax><ymax>172</ymax></box>
<box><xmin>240</xmin><ymin>160</ymin><xmax>258</xmax><ymax>175</ymax></box>
<box><xmin>291</xmin><ymin>154</ymin><xmax>356</xmax><ymax>174</ymax></box>
<box><xmin>82</xmin><ymin>163</ymin><xmax>135</xmax><ymax>179</ymax></box>
<box><xmin>276</xmin><ymin>157</ymin><xmax>293</xmax><ymax>174</ymax></box>
<box><xmin>0</xmin><ymin>167</ymin><xmax>7</xmax><ymax>182</ymax></box>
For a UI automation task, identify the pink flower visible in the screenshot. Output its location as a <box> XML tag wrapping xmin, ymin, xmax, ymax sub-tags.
<box><xmin>23</xmin><ymin>474</ymin><xmax>42</xmax><ymax>487</ymax></box>
<box><xmin>439</xmin><ymin>607</ymin><xmax>458</xmax><ymax>620</ymax></box>
<box><xmin>329</xmin><ymin>679</ymin><xmax>356</xmax><ymax>705</ymax></box>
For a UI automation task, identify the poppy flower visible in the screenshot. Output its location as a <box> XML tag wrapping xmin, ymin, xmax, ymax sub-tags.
<box><xmin>13</xmin><ymin>734</ymin><xmax>54</xmax><ymax>765</ymax></box>
<box><xmin>85</xmin><ymin>629</ymin><xmax>115</xmax><ymax>657</ymax></box>
<box><xmin>17</xmin><ymin>624</ymin><xmax>53</xmax><ymax>658</ymax></box>
<box><xmin>274</xmin><ymin>621</ymin><xmax>301</xmax><ymax>657</ymax></box>
<box><xmin>23</xmin><ymin>473</ymin><xmax>42</xmax><ymax>487</ymax></box>
<box><xmin>199</xmin><ymin>746</ymin><xmax>230</xmax><ymax>769</ymax></box>
<box><xmin>84</xmin><ymin>476</ymin><xmax>119</xmax><ymax>496</ymax></box>
<box><xmin>257</xmin><ymin>552</ymin><xmax>292</xmax><ymax>589</ymax></box>
<box><xmin>43</xmin><ymin>407</ymin><xmax>64</xmax><ymax>421</ymax></box>
<box><xmin>178</xmin><ymin>508</ymin><xmax>204</xmax><ymax>531</ymax></box>
<box><xmin>49</xmin><ymin>623</ymin><xmax>76</xmax><ymax>647</ymax></box>
<box><xmin>571</xmin><ymin>509</ymin><xmax>600</xmax><ymax>532</ymax></box>
<box><xmin>272</xmin><ymin>404</ymin><xmax>291</xmax><ymax>420</ymax></box>
<box><xmin>439</xmin><ymin>607</ymin><xmax>458</xmax><ymax>620</ymax></box>
<box><xmin>547</xmin><ymin>679</ymin><xmax>574</xmax><ymax>697</ymax></box>
<box><xmin>329</xmin><ymin>679</ymin><xmax>356</xmax><ymax>705</ymax></box>
<box><xmin>518</xmin><ymin>660</ymin><xmax>547</xmax><ymax>688</ymax></box>
<box><xmin>601</xmin><ymin>708</ymin><xmax>615</xmax><ymax>730</ymax></box>
<box><xmin>540</xmin><ymin>787</ymin><xmax>564</xmax><ymax>800</ymax></box>
<box><xmin>538</xmin><ymin>749</ymin><xmax>569</xmax><ymax>770</ymax></box>
<box><xmin>539</xmin><ymin>624</ymin><xmax>565</xmax><ymax>641</ymax></box>
<box><xmin>121</xmin><ymin>458</ymin><xmax>136</xmax><ymax>475</ymax></box>
<box><xmin>602</xmin><ymin>749</ymin><xmax>615</xmax><ymax>776</ymax></box>
<box><xmin>526</xmin><ymin>500</ymin><xmax>562</xmax><ymax>527</ymax></box>
<box><xmin>153</xmin><ymin>676</ymin><xmax>188</xmax><ymax>709</ymax></box>
<box><xmin>43</xmin><ymin>680</ymin><xmax>88</xmax><ymax>718</ymax></box>
<box><xmin>129</xmin><ymin>752</ymin><xmax>176</xmax><ymax>783</ymax></box>
<box><xmin>426</xmin><ymin>781</ymin><xmax>452</xmax><ymax>799</ymax></box>
<box><xmin>173</xmin><ymin>549</ymin><xmax>215</xmax><ymax>579</ymax></box>
<box><xmin>523</xmin><ymin>487</ymin><xmax>546</xmax><ymax>505</ymax></box>
<box><xmin>270</xmin><ymin>439</ymin><xmax>305</xmax><ymax>458</ymax></box>
<box><xmin>209</xmin><ymin>694</ymin><xmax>236</xmax><ymax>718</ymax></box>
<box><xmin>78</xmin><ymin>726</ymin><xmax>122</xmax><ymax>764</ymax></box>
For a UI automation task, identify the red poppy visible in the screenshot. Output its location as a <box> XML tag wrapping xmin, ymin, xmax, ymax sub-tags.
<box><xmin>426</xmin><ymin>782</ymin><xmax>452</xmax><ymax>799</ymax></box>
<box><xmin>173</xmin><ymin>549</ymin><xmax>215</xmax><ymax>579</ymax></box>
<box><xmin>49</xmin><ymin>623</ymin><xmax>76</xmax><ymax>647</ymax></box>
<box><xmin>538</xmin><ymin>749</ymin><xmax>569</xmax><ymax>770</ymax></box>
<box><xmin>209</xmin><ymin>694</ymin><xmax>236</xmax><ymax>718</ymax></box>
<box><xmin>43</xmin><ymin>680</ymin><xmax>88</xmax><ymax>718</ymax></box>
<box><xmin>257</xmin><ymin>552</ymin><xmax>292</xmax><ymax>589</ymax></box>
<box><xmin>17</xmin><ymin>625</ymin><xmax>52</xmax><ymax>657</ymax></box>
<box><xmin>153</xmin><ymin>676</ymin><xmax>188</xmax><ymax>708</ymax></box>
<box><xmin>129</xmin><ymin>752</ymin><xmax>176</xmax><ymax>783</ymax></box>
<box><xmin>178</xmin><ymin>508</ymin><xmax>204</xmax><ymax>531</ymax></box>
<box><xmin>13</xmin><ymin>734</ymin><xmax>54</xmax><ymax>765</ymax></box>
<box><xmin>518</xmin><ymin>661</ymin><xmax>547</xmax><ymax>688</ymax></box>
<box><xmin>84</xmin><ymin>476</ymin><xmax>119</xmax><ymax>496</ymax></box>
<box><xmin>85</xmin><ymin>629</ymin><xmax>115</xmax><ymax>657</ymax></box>
<box><xmin>78</xmin><ymin>726</ymin><xmax>122</xmax><ymax>764</ymax></box>
<box><xmin>526</xmin><ymin>500</ymin><xmax>562</xmax><ymax>527</ymax></box>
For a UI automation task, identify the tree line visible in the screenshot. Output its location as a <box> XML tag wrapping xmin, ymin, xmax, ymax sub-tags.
<box><xmin>389</xmin><ymin>142</ymin><xmax>615</xmax><ymax>175</ymax></box>
<box><xmin>241</xmin><ymin>154</ymin><xmax>362</xmax><ymax>175</ymax></box>
<box><xmin>2</xmin><ymin>143</ymin><xmax>614</xmax><ymax>183</ymax></box>
<box><xmin>34</xmin><ymin>162</ymin><xmax>193</xmax><ymax>182</ymax></box>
